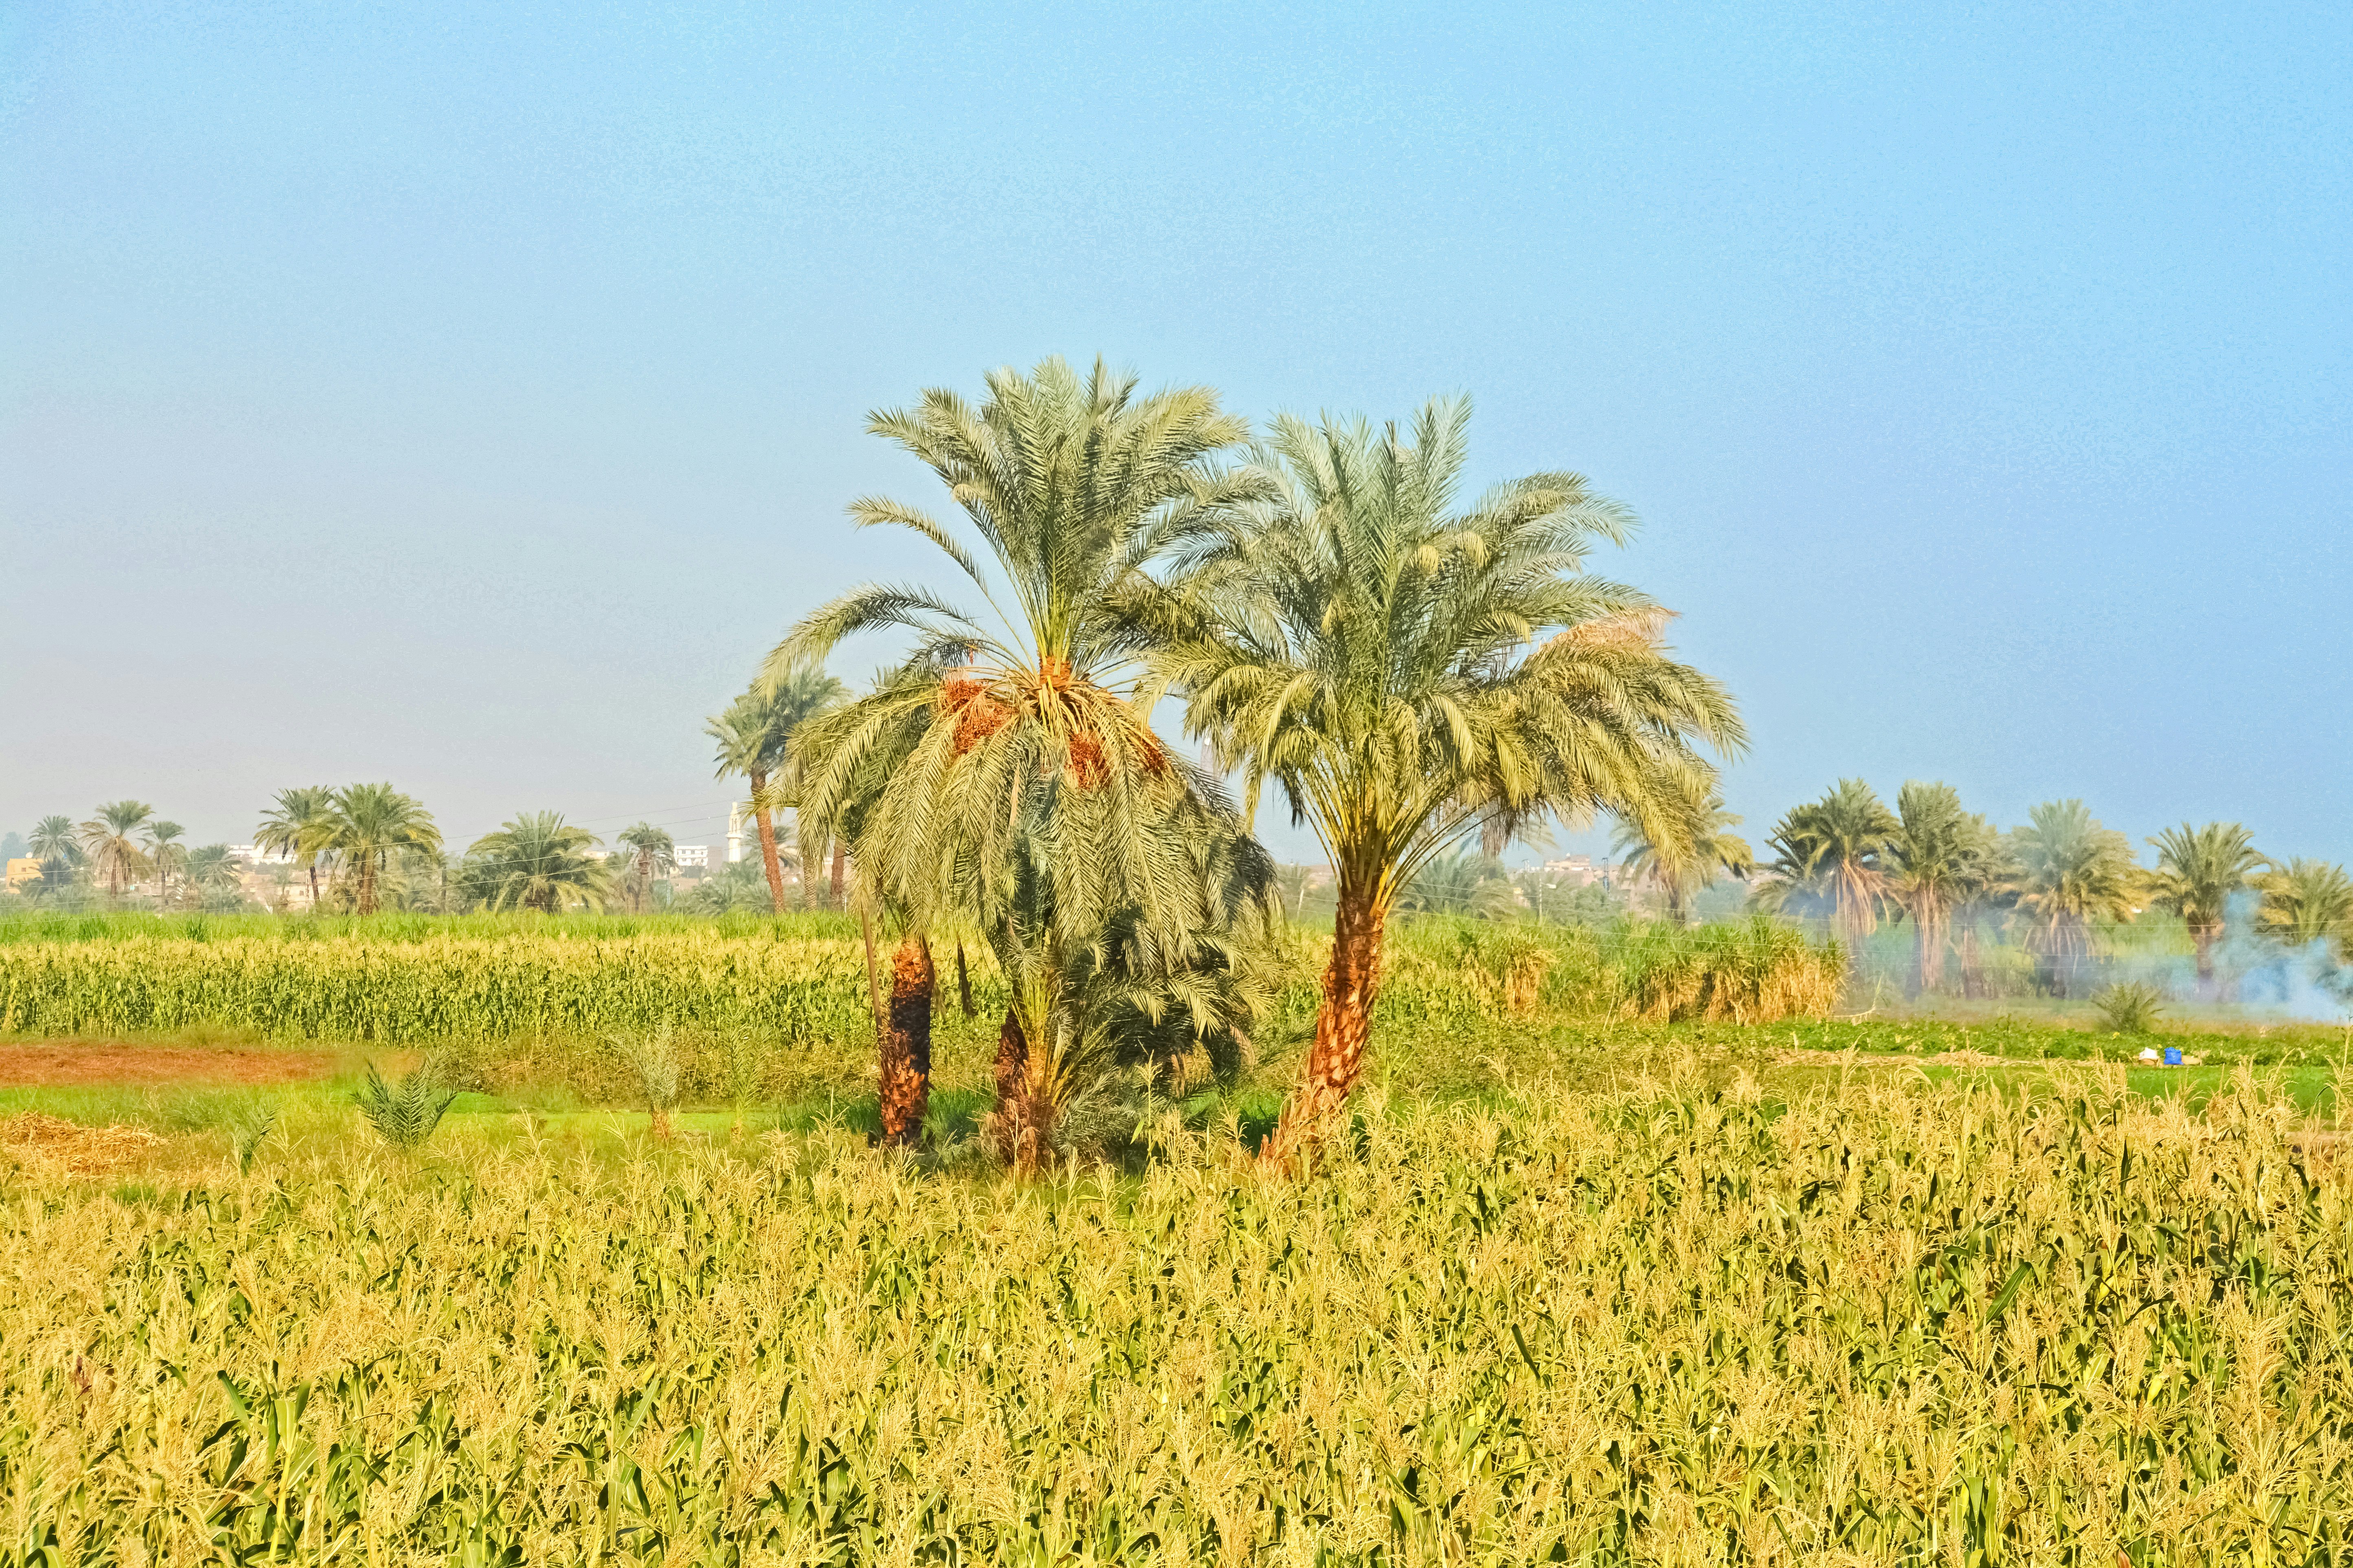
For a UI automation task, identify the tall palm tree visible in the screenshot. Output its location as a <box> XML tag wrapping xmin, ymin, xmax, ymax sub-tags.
<box><xmin>79</xmin><ymin>801</ymin><xmax>156</xmax><ymax>899</ymax></box>
<box><xmin>255</xmin><ymin>786</ymin><xmax>336</xmax><ymax>910</ymax></box>
<box><xmin>614</xmin><ymin>823</ymin><xmax>677</xmax><ymax>914</ymax></box>
<box><xmin>303</xmin><ymin>784</ymin><xmax>441</xmax><ymax>915</ymax></box>
<box><xmin>2256</xmin><ymin>858</ymin><xmax>2353</xmax><ymax>960</ymax></box>
<box><xmin>1610</xmin><ymin>784</ymin><xmax>1752</xmax><ymax>922</ymax></box>
<box><xmin>1753</xmin><ymin>780</ymin><xmax>1898</xmax><ymax>953</ymax></box>
<box><xmin>774</xmin><ymin>357</ymin><xmax>1262</xmax><ymax>1169</ymax></box>
<box><xmin>2146</xmin><ymin>821</ymin><xmax>2267</xmax><ymax>995</ymax></box>
<box><xmin>144</xmin><ymin>821</ymin><xmax>188</xmax><ymax>909</ymax></box>
<box><xmin>465</xmin><ymin>812</ymin><xmax>612</xmax><ymax>913</ymax></box>
<box><xmin>2010</xmin><ymin>799</ymin><xmax>2136</xmax><ymax>997</ymax></box>
<box><xmin>708</xmin><ymin>661</ymin><xmax>843</xmax><ymax>913</ymax></box>
<box><xmin>1159</xmin><ymin>398</ymin><xmax>1743</xmax><ymax>1164</ymax></box>
<box><xmin>1887</xmin><ymin>781</ymin><xmax>2000</xmax><ymax>994</ymax></box>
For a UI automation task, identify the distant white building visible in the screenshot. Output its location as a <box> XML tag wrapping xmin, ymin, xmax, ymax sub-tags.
<box><xmin>726</xmin><ymin>802</ymin><xmax>751</xmax><ymax>863</ymax></box>
<box><xmin>673</xmin><ymin>844</ymin><xmax>710</xmax><ymax>870</ymax></box>
<box><xmin>1541</xmin><ymin>855</ymin><xmax>1601</xmax><ymax>887</ymax></box>
<box><xmin>226</xmin><ymin>844</ymin><xmax>296</xmax><ymax>866</ymax></box>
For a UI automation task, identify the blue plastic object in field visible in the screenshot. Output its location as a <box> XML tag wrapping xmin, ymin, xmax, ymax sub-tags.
<box><xmin>2163</xmin><ymin>1046</ymin><xmax>2184</xmax><ymax>1067</ymax></box>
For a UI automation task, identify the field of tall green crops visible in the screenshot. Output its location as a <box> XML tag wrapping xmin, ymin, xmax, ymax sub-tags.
<box><xmin>4</xmin><ymin>1073</ymin><xmax>2347</xmax><ymax>1563</ymax></box>
<box><xmin>0</xmin><ymin>913</ymin><xmax>1844</xmax><ymax>1093</ymax></box>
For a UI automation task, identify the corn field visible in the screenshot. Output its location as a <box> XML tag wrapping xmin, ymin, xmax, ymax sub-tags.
<box><xmin>2</xmin><ymin>1071</ymin><xmax>2346</xmax><ymax>1564</ymax></box>
<box><xmin>0</xmin><ymin>917</ymin><xmax>1845</xmax><ymax>1061</ymax></box>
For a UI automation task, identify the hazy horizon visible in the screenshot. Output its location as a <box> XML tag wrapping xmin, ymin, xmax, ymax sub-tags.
<box><xmin>7</xmin><ymin>3</ymin><xmax>2347</xmax><ymax>867</ymax></box>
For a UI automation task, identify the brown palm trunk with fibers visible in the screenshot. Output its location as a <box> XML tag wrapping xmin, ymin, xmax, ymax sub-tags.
<box><xmin>878</xmin><ymin>936</ymin><xmax>934</xmax><ymax>1145</ymax></box>
<box><xmin>1262</xmin><ymin>877</ymin><xmax>1386</xmax><ymax>1170</ymax></box>
<box><xmin>828</xmin><ymin>841</ymin><xmax>847</xmax><ymax>911</ymax></box>
<box><xmin>748</xmin><ymin>769</ymin><xmax>787</xmax><ymax>913</ymax></box>
<box><xmin>985</xmin><ymin>1008</ymin><xmax>1031</xmax><ymax>1167</ymax></box>
<box><xmin>956</xmin><ymin>941</ymin><xmax>974</xmax><ymax>1017</ymax></box>
<box><xmin>2193</xmin><ymin>922</ymin><xmax>2217</xmax><ymax>998</ymax></box>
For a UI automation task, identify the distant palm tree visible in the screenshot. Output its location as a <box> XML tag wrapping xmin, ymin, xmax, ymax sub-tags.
<box><xmin>303</xmin><ymin>784</ymin><xmax>441</xmax><ymax>915</ymax></box>
<box><xmin>79</xmin><ymin>801</ymin><xmax>156</xmax><ymax>899</ymax></box>
<box><xmin>1754</xmin><ymin>780</ymin><xmax>1898</xmax><ymax>952</ymax></box>
<box><xmin>614</xmin><ymin>823</ymin><xmax>677</xmax><ymax>914</ymax></box>
<box><xmin>684</xmin><ymin>857</ymin><xmax>768</xmax><ymax>913</ymax></box>
<box><xmin>255</xmin><ymin>786</ymin><xmax>336</xmax><ymax>910</ymax></box>
<box><xmin>1401</xmin><ymin>850</ymin><xmax>1519</xmax><ymax>919</ymax></box>
<box><xmin>2255</xmin><ymin>858</ymin><xmax>2353</xmax><ymax>961</ymax></box>
<box><xmin>144</xmin><ymin>821</ymin><xmax>188</xmax><ymax>909</ymax></box>
<box><xmin>184</xmin><ymin>844</ymin><xmax>247</xmax><ymax>898</ymax></box>
<box><xmin>29</xmin><ymin>814</ymin><xmax>83</xmax><ymax>891</ymax></box>
<box><xmin>1610</xmin><ymin>785</ymin><xmax>1752</xmax><ymax>922</ymax></box>
<box><xmin>2011</xmin><ymin>799</ymin><xmax>2137</xmax><ymax>997</ymax></box>
<box><xmin>708</xmin><ymin>661</ymin><xmax>843</xmax><ymax>913</ymax></box>
<box><xmin>1160</xmin><ymin>398</ymin><xmax>1743</xmax><ymax>1163</ymax></box>
<box><xmin>467</xmin><ymin>812</ymin><xmax>611</xmax><ymax>913</ymax></box>
<box><xmin>1887</xmin><ymin>781</ymin><xmax>2001</xmax><ymax>994</ymax></box>
<box><xmin>29</xmin><ymin>815</ymin><xmax>80</xmax><ymax>865</ymax></box>
<box><xmin>2146</xmin><ymin>821</ymin><xmax>2267</xmax><ymax>996</ymax></box>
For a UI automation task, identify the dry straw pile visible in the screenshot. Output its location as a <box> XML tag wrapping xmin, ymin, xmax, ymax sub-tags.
<box><xmin>0</xmin><ymin>1071</ymin><xmax>2344</xmax><ymax>1562</ymax></box>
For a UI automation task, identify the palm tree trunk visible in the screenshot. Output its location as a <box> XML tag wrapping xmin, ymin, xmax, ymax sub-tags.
<box><xmin>985</xmin><ymin>1007</ymin><xmax>1030</xmax><ymax>1167</ymax></box>
<box><xmin>748</xmin><ymin>769</ymin><xmax>788</xmax><ymax>913</ymax></box>
<box><xmin>878</xmin><ymin>935</ymin><xmax>934</xmax><ymax>1145</ymax></box>
<box><xmin>956</xmin><ymin>941</ymin><xmax>974</xmax><ymax>1017</ymax></box>
<box><xmin>2193</xmin><ymin>923</ymin><xmax>2217</xmax><ymax>998</ymax></box>
<box><xmin>1914</xmin><ymin>895</ymin><xmax>1946</xmax><ymax>996</ymax></box>
<box><xmin>1262</xmin><ymin>869</ymin><xmax>1387</xmax><ymax>1169</ymax></box>
<box><xmin>828</xmin><ymin>841</ymin><xmax>847</xmax><ymax>911</ymax></box>
<box><xmin>635</xmin><ymin>855</ymin><xmax>650</xmax><ymax>914</ymax></box>
<box><xmin>307</xmin><ymin>863</ymin><xmax>320</xmax><ymax>911</ymax></box>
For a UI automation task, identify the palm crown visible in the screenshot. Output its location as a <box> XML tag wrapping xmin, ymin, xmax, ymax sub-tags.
<box><xmin>1165</xmin><ymin>399</ymin><xmax>1743</xmax><ymax>907</ymax></box>
<box><xmin>778</xmin><ymin>357</ymin><xmax>1259</xmax><ymax>943</ymax></box>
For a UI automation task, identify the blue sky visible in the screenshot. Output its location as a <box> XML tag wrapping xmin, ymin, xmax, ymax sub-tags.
<box><xmin>4</xmin><ymin>2</ymin><xmax>2347</xmax><ymax>865</ymax></box>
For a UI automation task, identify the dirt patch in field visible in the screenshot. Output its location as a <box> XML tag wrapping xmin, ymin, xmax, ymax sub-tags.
<box><xmin>0</xmin><ymin>1112</ymin><xmax>164</xmax><ymax>1176</ymax></box>
<box><xmin>0</xmin><ymin>1044</ymin><xmax>337</xmax><ymax>1087</ymax></box>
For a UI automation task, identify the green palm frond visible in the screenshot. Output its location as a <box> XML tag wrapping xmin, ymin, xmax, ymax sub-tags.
<box><xmin>354</xmin><ymin>1061</ymin><xmax>456</xmax><ymax>1150</ymax></box>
